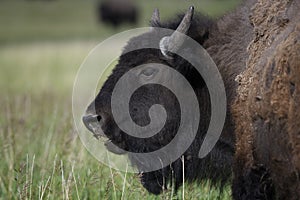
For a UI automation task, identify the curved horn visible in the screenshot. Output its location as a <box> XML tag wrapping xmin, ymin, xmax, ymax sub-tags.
<box><xmin>151</xmin><ymin>8</ymin><xmax>160</xmax><ymax>25</ymax></box>
<box><xmin>160</xmin><ymin>6</ymin><xmax>194</xmax><ymax>59</ymax></box>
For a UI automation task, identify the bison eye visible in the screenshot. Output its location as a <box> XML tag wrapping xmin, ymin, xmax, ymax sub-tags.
<box><xmin>140</xmin><ymin>67</ymin><xmax>158</xmax><ymax>78</ymax></box>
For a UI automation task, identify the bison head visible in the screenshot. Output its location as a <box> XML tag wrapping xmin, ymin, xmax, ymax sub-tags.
<box><xmin>83</xmin><ymin>7</ymin><xmax>233</xmax><ymax>194</ymax></box>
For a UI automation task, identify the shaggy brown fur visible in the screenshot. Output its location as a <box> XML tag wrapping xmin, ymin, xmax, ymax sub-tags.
<box><xmin>232</xmin><ymin>0</ymin><xmax>300</xmax><ymax>199</ymax></box>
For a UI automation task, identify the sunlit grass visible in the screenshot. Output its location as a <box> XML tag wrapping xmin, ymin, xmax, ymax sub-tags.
<box><xmin>0</xmin><ymin>41</ymin><xmax>93</xmax><ymax>95</ymax></box>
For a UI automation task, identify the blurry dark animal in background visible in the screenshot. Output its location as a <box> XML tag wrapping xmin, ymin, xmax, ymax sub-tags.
<box><xmin>84</xmin><ymin>0</ymin><xmax>300</xmax><ymax>199</ymax></box>
<box><xmin>97</xmin><ymin>0</ymin><xmax>138</xmax><ymax>27</ymax></box>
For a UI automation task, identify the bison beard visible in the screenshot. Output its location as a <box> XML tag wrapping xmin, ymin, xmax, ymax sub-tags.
<box><xmin>83</xmin><ymin>0</ymin><xmax>300</xmax><ymax>199</ymax></box>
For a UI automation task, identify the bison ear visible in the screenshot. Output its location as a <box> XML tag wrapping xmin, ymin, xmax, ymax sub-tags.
<box><xmin>150</xmin><ymin>8</ymin><xmax>160</xmax><ymax>27</ymax></box>
<box><xmin>159</xmin><ymin>6</ymin><xmax>194</xmax><ymax>59</ymax></box>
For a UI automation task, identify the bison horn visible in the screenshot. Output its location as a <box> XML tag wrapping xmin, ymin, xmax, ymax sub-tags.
<box><xmin>159</xmin><ymin>6</ymin><xmax>194</xmax><ymax>59</ymax></box>
<box><xmin>151</xmin><ymin>8</ymin><xmax>160</xmax><ymax>25</ymax></box>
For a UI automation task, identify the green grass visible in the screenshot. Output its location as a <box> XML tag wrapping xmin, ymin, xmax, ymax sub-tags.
<box><xmin>0</xmin><ymin>0</ymin><xmax>240</xmax><ymax>199</ymax></box>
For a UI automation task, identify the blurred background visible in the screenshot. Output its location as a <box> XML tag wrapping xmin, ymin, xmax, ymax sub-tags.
<box><xmin>0</xmin><ymin>0</ymin><xmax>240</xmax><ymax>199</ymax></box>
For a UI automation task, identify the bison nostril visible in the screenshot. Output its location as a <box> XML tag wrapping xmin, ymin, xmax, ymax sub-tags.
<box><xmin>82</xmin><ymin>114</ymin><xmax>101</xmax><ymax>133</ymax></box>
<box><xmin>96</xmin><ymin>115</ymin><xmax>101</xmax><ymax>122</ymax></box>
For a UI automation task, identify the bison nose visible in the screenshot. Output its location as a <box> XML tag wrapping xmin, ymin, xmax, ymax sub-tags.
<box><xmin>82</xmin><ymin>114</ymin><xmax>101</xmax><ymax>134</ymax></box>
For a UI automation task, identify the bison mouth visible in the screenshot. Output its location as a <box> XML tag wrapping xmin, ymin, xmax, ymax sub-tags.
<box><xmin>104</xmin><ymin>140</ymin><xmax>126</xmax><ymax>155</ymax></box>
<box><xmin>82</xmin><ymin>114</ymin><xmax>126</xmax><ymax>155</ymax></box>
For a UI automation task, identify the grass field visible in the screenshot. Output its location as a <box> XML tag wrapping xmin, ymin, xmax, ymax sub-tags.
<box><xmin>0</xmin><ymin>0</ymin><xmax>240</xmax><ymax>199</ymax></box>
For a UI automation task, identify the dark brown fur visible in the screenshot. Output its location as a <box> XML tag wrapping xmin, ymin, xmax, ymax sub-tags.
<box><xmin>232</xmin><ymin>0</ymin><xmax>300</xmax><ymax>199</ymax></box>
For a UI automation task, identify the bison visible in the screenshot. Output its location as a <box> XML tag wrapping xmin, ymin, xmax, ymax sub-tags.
<box><xmin>97</xmin><ymin>0</ymin><xmax>138</xmax><ymax>27</ymax></box>
<box><xmin>83</xmin><ymin>0</ymin><xmax>300</xmax><ymax>199</ymax></box>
